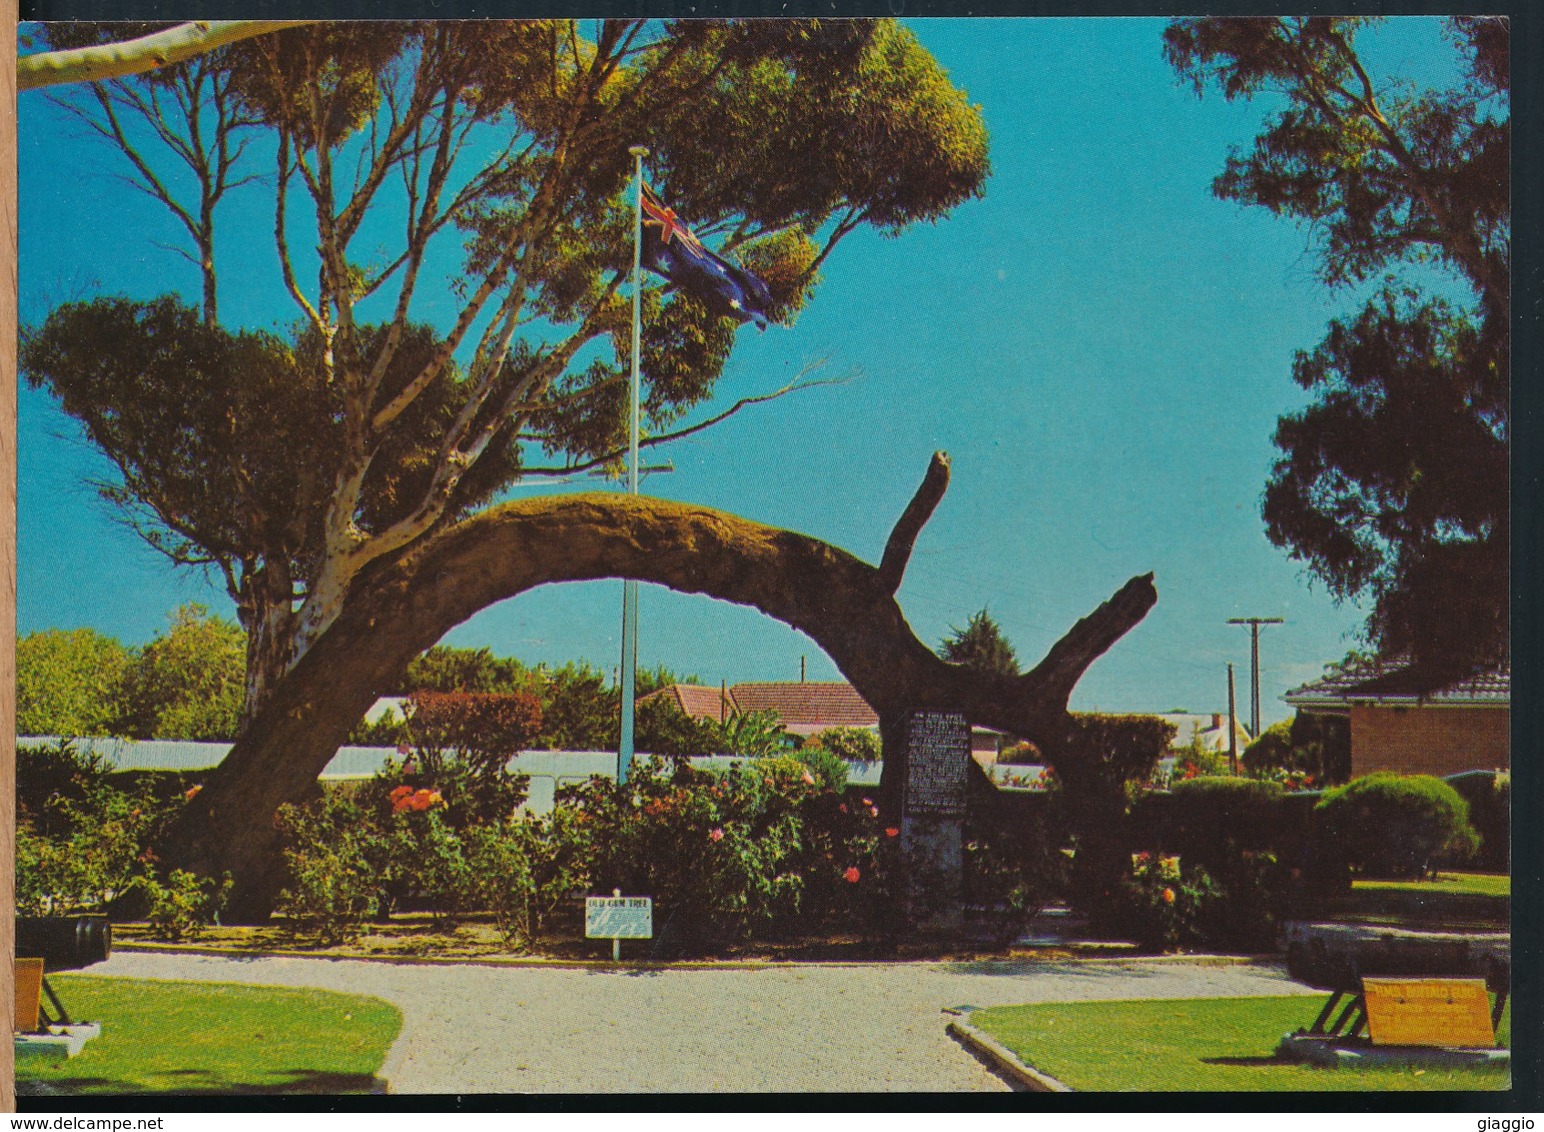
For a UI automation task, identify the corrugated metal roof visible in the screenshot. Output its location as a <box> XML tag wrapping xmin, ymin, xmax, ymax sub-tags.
<box><xmin>1284</xmin><ymin>659</ymin><xmax>1510</xmax><ymax>708</ymax></box>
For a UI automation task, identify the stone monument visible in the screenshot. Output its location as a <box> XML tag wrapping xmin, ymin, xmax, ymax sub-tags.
<box><xmin>899</xmin><ymin>709</ymin><xmax>971</xmax><ymax>933</ymax></box>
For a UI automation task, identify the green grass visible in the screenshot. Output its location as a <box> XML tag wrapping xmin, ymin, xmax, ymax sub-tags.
<box><xmin>17</xmin><ymin>976</ymin><xmax>402</xmax><ymax>1096</ymax></box>
<box><xmin>1310</xmin><ymin>871</ymin><xmax>1510</xmax><ymax>929</ymax></box>
<box><xmin>1354</xmin><ymin>872</ymin><xmax>1510</xmax><ymax>898</ymax></box>
<box><xmin>971</xmin><ymin>995</ymin><xmax>1511</xmax><ymax>1092</ymax></box>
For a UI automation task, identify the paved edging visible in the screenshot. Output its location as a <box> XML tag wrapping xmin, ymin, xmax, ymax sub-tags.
<box><xmin>112</xmin><ymin>940</ymin><xmax>1278</xmax><ymax>972</ymax></box>
<box><xmin>947</xmin><ymin>1014</ymin><xmax>1073</xmax><ymax>1092</ymax></box>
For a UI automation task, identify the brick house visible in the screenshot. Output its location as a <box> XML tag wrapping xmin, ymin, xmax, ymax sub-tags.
<box><xmin>1283</xmin><ymin>659</ymin><xmax>1509</xmax><ymax>778</ymax></box>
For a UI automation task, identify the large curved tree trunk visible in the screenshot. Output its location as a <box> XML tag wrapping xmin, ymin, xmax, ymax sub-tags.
<box><xmin>162</xmin><ymin>456</ymin><xmax>1156</xmax><ymax>922</ymax></box>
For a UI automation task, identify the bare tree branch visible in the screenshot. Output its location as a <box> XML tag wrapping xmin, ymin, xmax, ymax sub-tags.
<box><xmin>20</xmin><ymin>21</ymin><xmax>314</xmax><ymax>90</ymax></box>
<box><xmin>878</xmin><ymin>451</ymin><xmax>951</xmax><ymax>594</ymax></box>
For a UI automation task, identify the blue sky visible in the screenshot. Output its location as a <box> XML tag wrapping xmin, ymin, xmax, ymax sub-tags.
<box><xmin>17</xmin><ymin>17</ymin><xmax>1463</xmax><ymax>726</ymax></box>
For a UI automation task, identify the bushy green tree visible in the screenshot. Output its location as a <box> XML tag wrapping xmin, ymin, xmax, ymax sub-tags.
<box><xmin>635</xmin><ymin>697</ymin><xmax>724</xmax><ymax>757</ymax></box>
<box><xmin>118</xmin><ymin>604</ymin><xmax>246</xmax><ymax>741</ymax></box>
<box><xmin>937</xmin><ymin>608</ymin><xmax>1020</xmax><ymax>677</ymax></box>
<box><xmin>1166</xmin><ymin>17</ymin><xmax>1509</xmax><ymax>668</ymax></box>
<box><xmin>24</xmin><ymin>19</ymin><xmax>990</xmax><ymax>733</ymax></box>
<box><xmin>404</xmin><ymin>646</ymin><xmax>535</xmax><ymax>695</ymax></box>
<box><xmin>1316</xmin><ymin>772</ymin><xmax>1480</xmax><ymax>878</ymax></box>
<box><xmin>1242</xmin><ymin>720</ymin><xmax>1293</xmax><ymax>775</ymax></box>
<box><xmin>16</xmin><ymin>628</ymin><xmax>133</xmax><ymax>737</ymax></box>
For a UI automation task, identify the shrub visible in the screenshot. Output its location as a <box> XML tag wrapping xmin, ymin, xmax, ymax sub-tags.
<box><xmin>142</xmin><ymin>869</ymin><xmax>233</xmax><ymax>941</ymax></box>
<box><xmin>964</xmin><ymin>787</ymin><xmax>1068</xmax><ymax>939</ymax></box>
<box><xmin>17</xmin><ymin>739</ymin><xmax>114</xmax><ymax>839</ymax></box>
<box><xmin>1089</xmin><ymin>848</ymin><xmax>1284</xmax><ymax>954</ymax></box>
<box><xmin>1107</xmin><ymin>853</ymin><xmax>1220</xmax><ymax>952</ymax></box>
<box><xmin>791</xmin><ymin>744</ymin><xmax>850</xmax><ymax>792</ymax></box>
<box><xmin>1165</xmin><ymin>776</ymin><xmax>1285</xmax><ymax>853</ymax></box>
<box><xmin>464</xmin><ymin>811</ymin><xmax>590</xmax><ymax>948</ymax></box>
<box><xmin>717</xmin><ymin>709</ymin><xmax>795</xmax><ymax>757</ymax></box>
<box><xmin>1446</xmin><ymin>770</ymin><xmax>1509</xmax><ymax>873</ymax></box>
<box><xmin>407</xmin><ymin>690</ymin><xmax>542</xmax><ymax>770</ymax></box>
<box><xmin>15</xmin><ymin>775</ymin><xmax>164</xmax><ymax>915</ymax></box>
<box><xmin>274</xmin><ymin>792</ymin><xmax>384</xmax><ymax>943</ymax></box>
<box><xmin>1193</xmin><ymin>851</ymin><xmax>1288</xmax><ymax>953</ymax></box>
<box><xmin>996</xmin><ymin>741</ymin><xmax>1033</xmax><ymax>765</ymax></box>
<box><xmin>635</xmin><ymin>696</ymin><xmax>723</xmax><ymax>757</ymax></box>
<box><xmin>1315</xmin><ymin>773</ymin><xmax>1480</xmax><ymax>879</ymax></box>
<box><xmin>809</xmin><ymin>727</ymin><xmax>881</xmax><ymax>762</ymax></box>
<box><xmin>561</xmin><ymin>755</ymin><xmax>884</xmax><ymax>948</ymax></box>
<box><xmin>1289</xmin><ymin>710</ymin><xmax>1352</xmax><ymax>785</ymax></box>
<box><xmin>1058</xmin><ymin>713</ymin><xmax>1178</xmax><ymax>907</ymax></box>
<box><xmin>1241</xmin><ymin>720</ymin><xmax>1293</xmax><ymax>774</ymax></box>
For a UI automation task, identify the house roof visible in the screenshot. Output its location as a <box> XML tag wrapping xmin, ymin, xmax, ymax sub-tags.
<box><xmin>657</xmin><ymin>683</ymin><xmax>734</xmax><ymax>722</ymax></box>
<box><xmin>724</xmin><ymin>682</ymin><xmax>880</xmax><ymax>736</ymax></box>
<box><xmin>1155</xmin><ymin>712</ymin><xmax>1253</xmax><ymax>752</ymax></box>
<box><xmin>1284</xmin><ymin>658</ymin><xmax>1510</xmax><ymax>710</ymax></box>
<box><xmin>645</xmin><ymin>681</ymin><xmax>879</xmax><ymax>737</ymax></box>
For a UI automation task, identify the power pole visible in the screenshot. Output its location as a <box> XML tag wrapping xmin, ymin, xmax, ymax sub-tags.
<box><xmin>1227</xmin><ymin>617</ymin><xmax>1283</xmax><ymax>738</ymax></box>
<box><xmin>1227</xmin><ymin>662</ymin><xmax>1238</xmax><ymax>775</ymax></box>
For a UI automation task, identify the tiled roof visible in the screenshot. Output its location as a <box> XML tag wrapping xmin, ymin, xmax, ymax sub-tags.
<box><xmin>727</xmin><ymin>682</ymin><xmax>880</xmax><ymax>736</ymax></box>
<box><xmin>661</xmin><ymin>683</ymin><xmax>734</xmax><ymax>722</ymax></box>
<box><xmin>1284</xmin><ymin>658</ymin><xmax>1510</xmax><ymax>708</ymax></box>
<box><xmin>650</xmin><ymin>681</ymin><xmax>881</xmax><ymax>736</ymax></box>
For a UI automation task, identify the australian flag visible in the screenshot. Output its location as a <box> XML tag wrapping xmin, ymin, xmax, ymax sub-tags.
<box><xmin>640</xmin><ymin>183</ymin><xmax>775</xmax><ymax>328</ymax></box>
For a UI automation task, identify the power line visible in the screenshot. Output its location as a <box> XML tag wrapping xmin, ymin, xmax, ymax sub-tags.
<box><xmin>1227</xmin><ymin>616</ymin><xmax>1284</xmax><ymax>737</ymax></box>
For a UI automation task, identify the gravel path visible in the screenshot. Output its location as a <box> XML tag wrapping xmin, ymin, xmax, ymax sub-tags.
<box><xmin>87</xmin><ymin>952</ymin><xmax>1321</xmax><ymax>1093</ymax></box>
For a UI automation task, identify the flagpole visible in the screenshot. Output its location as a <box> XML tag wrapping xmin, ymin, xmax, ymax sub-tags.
<box><xmin>618</xmin><ymin>145</ymin><xmax>648</xmax><ymax>786</ymax></box>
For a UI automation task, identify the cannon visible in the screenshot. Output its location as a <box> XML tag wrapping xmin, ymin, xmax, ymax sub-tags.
<box><xmin>1283</xmin><ymin>922</ymin><xmax>1509</xmax><ymax>1040</ymax></box>
<box><xmin>15</xmin><ymin>915</ymin><xmax>112</xmax><ymax>1029</ymax></box>
<box><xmin>17</xmin><ymin>915</ymin><xmax>112</xmax><ymax>972</ymax></box>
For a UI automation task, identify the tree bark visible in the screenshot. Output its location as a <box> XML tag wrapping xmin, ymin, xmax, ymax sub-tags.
<box><xmin>160</xmin><ymin>485</ymin><xmax>1155</xmax><ymax>922</ymax></box>
<box><xmin>19</xmin><ymin>22</ymin><xmax>313</xmax><ymax>91</ymax></box>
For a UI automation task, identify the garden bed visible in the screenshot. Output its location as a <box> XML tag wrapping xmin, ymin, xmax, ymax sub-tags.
<box><xmin>110</xmin><ymin>913</ymin><xmax>1153</xmax><ymax>965</ymax></box>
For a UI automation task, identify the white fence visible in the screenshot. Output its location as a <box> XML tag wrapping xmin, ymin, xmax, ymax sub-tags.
<box><xmin>18</xmin><ymin>737</ymin><xmax>882</xmax><ymax>814</ymax></box>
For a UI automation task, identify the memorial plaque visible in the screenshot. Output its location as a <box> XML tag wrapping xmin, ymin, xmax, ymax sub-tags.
<box><xmin>1363</xmin><ymin>978</ymin><xmax>1495</xmax><ymax>1047</ymax></box>
<box><xmin>904</xmin><ymin>710</ymin><xmax>971</xmax><ymax>817</ymax></box>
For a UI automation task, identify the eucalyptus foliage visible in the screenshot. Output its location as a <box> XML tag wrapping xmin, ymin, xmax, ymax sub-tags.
<box><xmin>1166</xmin><ymin>17</ymin><xmax>1509</xmax><ymax>667</ymax></box>
<box><xmin>24</xmin><ymin>19</ymin><xmax>990</xmax><ymax>722</ymax></box>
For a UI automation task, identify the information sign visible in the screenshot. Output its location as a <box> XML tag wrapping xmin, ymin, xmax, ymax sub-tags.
<box><xmin>585</xmin><ymin>895</ymin><xmax>654</xmax><ymax>940</ymax></box>
<box><xmin>903</xmin><ymin>710</ymin><xmax>970</xmax><ymax>817</ymax></box>
<box><xmin>1363</xmin><ymin>977</ymin><xmax>1495</xmax><ymax>1047</ymax></box>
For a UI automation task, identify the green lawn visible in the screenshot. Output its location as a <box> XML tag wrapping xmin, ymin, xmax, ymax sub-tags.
<box><xmin>17</xmin><ymin>976</ymin><xmax>402</xmax><ymax>1096</ymax></box>
<box><xmin>971</xmin><ymin>995</ymin><xmax>1511</xmax><ymax>1092</ymax></box>
<box><xmin>1354</xmin><ymin>872</ymin><xmax>1510</xmax><ymax>898</ymax></box>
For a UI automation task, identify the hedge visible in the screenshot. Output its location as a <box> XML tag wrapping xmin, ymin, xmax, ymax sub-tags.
<box><xmin>1445</xmin><ymin>771</ymin><xmax>1509</xmax><ymax>873</ymax></box>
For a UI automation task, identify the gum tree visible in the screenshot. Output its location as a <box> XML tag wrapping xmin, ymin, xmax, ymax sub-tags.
<box><xmin>25</xmin><ymin>19</ymin><xmax>991</xmax><ymax>723</ymax></box>
<box><xmin>1165</xmin><ymin>17</ymin><xmax>1510</xmax><ymax>669</ymax></box>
